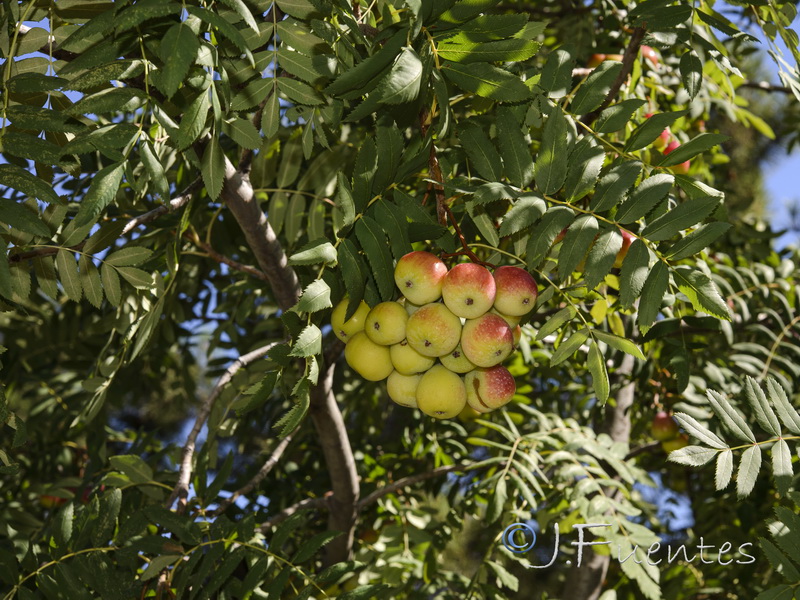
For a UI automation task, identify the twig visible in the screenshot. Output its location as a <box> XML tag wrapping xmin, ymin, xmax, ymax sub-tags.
<box><xmin>258</xmin><ymin>494</ymin><xmax>331</xmax><ymax>532</ymax></box>
<box><xmin>419</xmin><ymin>109</ymin><xmax>447</xmax><ymax>225</ymax></box>
<box><xmin>739</xmin><ymin>80</ymin><xmax>793</xmax><ymax>94</ymax></box>
<box><xmin>625</xmin><ymin>440</ymin><xmax>661</xmax><ymax>460</ymax></box>
<box><xmin>166</xmin><ymin>341</ymin><xmax>282</xmax><ymax>512</ymax></box>
<box><xmin>122</xmin><ymin>178</ymin><xmax>203</xmax><ymax>235</ymax></box>
<box><xmin>184</xmin><ymin>230</ymin><xmax>271</xmax><ymax>282</ymax></box>
<box><xmin>210</xmin><ymin>426</ymin><xmax>299</xmax><ymax>517</ymax></box>
<box><xmin>581</xmin><ymin>26</ymin><xmax>647</xmax><ymax>124</ymax></box>
<box><xmin>441</xmin><ymin>204</ymin><xmax>496</xmax><ymax>269</ymax></box>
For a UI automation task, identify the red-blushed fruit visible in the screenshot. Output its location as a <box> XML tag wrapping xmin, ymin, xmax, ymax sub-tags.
<box><xmin>651</xmin><ymin>411</ymin><xmax>680</xmax><ymax>441</ymax></box>
<box><xmin>331</xmin><ymin>298</ymin><xmax>371</xmax><ymax>343</ymax></box>
<box><xmin>365</xmin><ymin>301</ymin><xmax>408</xmax><ymax>346</ymax></box>
<box><xmin>465</xmin><ymin>366</ymin><xmax>516</xmax><ymax>413</ymax></box>
<box><xmin>405</xmin><ymin>303</ymin><xmax>462</xmax><ymax>357</ymax></box>
<box><xmin>492</xmin><ymin>266</ymin><xmax>538</xmax><ymax>317</ymax></box>
<box><xmin>553</xmin><ymin>227</ymin><xmax>568</xmax><ymax>245</ymax></box>
<box><xmin>614</xmin><ymin>230</ymin><xmax>635</xmax><ymax>268</ymax></box>
<box><xmin>345</xmin><ymin>331</ymin><xmax>394</xmax><ymax>381</ymax></box>
<box><xmin>461</xmin><ymin>313</ymin><xmax>513</xmax><ymax>368</ymax></box>
<box><xmin>390</xmin><ymin>340</ymin><xmax>435</xmax><ymax>374</ymax></box>
<box><xmin>587</xmin><ymin>53</ymin><xmax>606</xmax><ymax>68</ymax></box>
<box><xmin>416</xmin><ymin>365</ymin><xmax>467</xmax><ymax>419</ymax></box>
<box><xmin>393</xmin><ymin>251</ymin><xmax>448</xmax><ymax>305</ymax></box>
<box><xmin>662</xmin><ymin>433</ymin><xmax>689</xmax><ymax>453</ymax></box>
<box><xmin>641</xmin><ymin>45</ymin><xmax>659</xmax><ymax>66</ymax></box>
<box><xmin>511</xmin><ymin>324</ymin><xmax>521</xmax><ymax>349</ymax></box>
<box><xmin>386</xmin><ymin>370</ymin><xmax>422</xmax><ymax>408</ymax></box>
<box><xmin>440</xmin><ymin>342</ymin><xmax>477</xmax><ymax>373</ymax></box>
<box><xmin>490</xmin><ymin>308</ymin><xmax>521</xmax><ymax>327</ymax></box>
<box><xmin>663</xmin><ymin>140</ymin><xmax>690</xmax><ymax>174</ymax></box>
<box><xmin>441</xmin><ymin>263</ymin><xmax>496</xmax><ymax>319</ymax></box>
<box><xmin>39</xmin><ymin>494</ymin><xmax>68</xmax><ymax>508</ymax></box>
<box><xmin>645</xmin><ymin>112</ymin><xmax>672</xmax><ymax>150</ymax></box>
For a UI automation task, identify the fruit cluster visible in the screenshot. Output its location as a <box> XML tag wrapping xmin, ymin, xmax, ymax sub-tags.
<box><xmin>650</xmin><ymin>411</ymin><xmax>689</xmax><ymax>452</ymax></box>
<box><xmin>332</xmin><ymin>251</ymin><xmax>538</xmax><ymax>419</ymax></box>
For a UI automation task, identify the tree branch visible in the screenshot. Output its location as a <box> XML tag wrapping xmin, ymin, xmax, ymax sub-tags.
<box><xmin>166</xmin><ymin>341</ymin><xmax>281</xmax><ymax>511</ymax></box>
<box><xmin>258</xmin><ymin>495</ymin><xmax>331</xmax><ymax>532</ymax></box>
<box><xmin>581</xmin><ymin>26</ymin><xmax>647</xmax><ymax>124</ymax></box>
<box><xmin>739</xmin><ymin>80</ymin><xmax>793</xmax><ymax>94</ymax></box>
<box><xmin>184</xmin><ymin>230</ymin><xmax>271</xmax><ymax>282</ymax></box>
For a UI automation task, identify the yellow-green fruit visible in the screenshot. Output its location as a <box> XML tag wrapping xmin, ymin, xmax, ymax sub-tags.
<box><xmin>490</xmin><ymin>308</ymin><xmax>521</xmax><ymax>327</ymax></box>
<box><xmin>345</xmin><ymin>331</ymin><xmax>393</xmax><ymax>381</ymax></box>
<box><xmin>440</xmin><ymin>343</ymin><xmax>477</xmax><ymax>374</ymax></box>
<box><xmin>331</xmin><ymin>299</ymin><xmax>371</xmax><ymax>343</ymax></box>
<box><xmin>387</xmin><ymin>370</ymin><xmax>421</xmax><ymax>408</ymax></box>
<box><xmin>416</xmin><ymin>365</ymin><xmax>466</xmax><ymax>419</ymax></box>
<box><xmin>406</xmin><ymin>303</ymin><xmax>462</xmax><ymax>357</ymax></box>
<box><xmin>458</xmin><ymin>404</ymin><xmax>482</xmax><ymax>422</ymax></box>
<box><xmin>390</xmin><ymin>340</ymin><xmax>435</xmax><ymax>374</ymax></box>
<box><xmin>365</xmin><ymin>301</ymin><xmax>408</xmax><ymax>345</ymax></box>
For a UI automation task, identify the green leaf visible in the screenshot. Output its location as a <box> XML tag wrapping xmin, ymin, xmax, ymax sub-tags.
<box><xmin>472</xmin><ymin>182</ymin><xmax>518</xmax><ymax>206</ymax></box>
<box><xmin>290</xmin><ymin>325</ymin><xmax>322</xmax><ymax>358</ymax></box>
<box><xmin>534</xmin><ymin>105</ymin><xmax>570</xmax><ymax>195</ymax></box>
<box><xmin>539</xmin><ymin>44</ymin><xmax>575</xmax><ymax>98</ymax></box>
<box><xmin>236</xmin><ymin>371</ymin><xmax>279</xmax><ymax>416</ymax></box>
<box><xmin>0</xmin><ymin>164</ymin><xmax>61</xmax><ymax>205</ymax></box>
<box><xmin>583</xmin><ymin>229</ymin><xmax>622</xmax><ymax>290</ymax></box>
<box><xmin>680</xmin><ymin>50</ymin><xmax>703</xmax><ymax>100</ymax></box>
<box><xmin>377</xmin><ymin>47</ymin><xmax>423</xmax><ymax>104</ymax></box>
<box><xmin>325</xmin><ymin>28</ymin><xmax>407</xmax><ymax>96</ymax></box>
<box><xmin>278</xmin><ymin>78</ymin><xmax>325</xmax><ymax>105</ymax></box>
<box><xmin>564</xmin><ymin>137</ymin><xmax>605</xmax><ymax>202</ymax></box>
<box><xmin>441</xmin><ymin>61</ymin><xmax>532</xmax><ymax>102</ymax></box>
<box><xmin>140</xmin><ymin>141</ymin><xmax>169</xmax><ymax>200</ymax></box>
<box><xmin>218</xmin><ymin>0</ymin><xmax>259</xmax><ymax>32</ymax></box>
<box><xmin>589</xmin><ymin>161</ymin><xmax>642</xmax><ymax>212</ymax></box>
<box><xmin>657</xmin><ymin>133</ymin><xmax>729</xmax><ymax>167</ymax></box>
<box><xmin>109</xmin><ymin>454</ymin><xmax>153</xmax><ymax>483</ymax></box>
<box><xmin>0</xmin><ymin>131</ymin><xmax>63</xmax><ymax>165</ymax></box>
<box><xmin>665</xmin><ymin>222</ymin><xmax>731</xmax><ymax>260</ymax></box>
<box><xmin>499</xmin><ymin>194</ymin><xmax>545</xmax><ymax>237</ymax></box>
<box><xmin>277</xmin><ymin>0</ymin><xmax>328</xmax><ymax>19</ymax></box>
<box><xmin>372</xmin><ymin>202</ymin><xmax>412</xmax><ymax>262</ymax></box>
<box><xmin>33</xmin><ymin>256</ymin><xmax>59</xmax><ymax>299</ymax></box>
<box><xmin>116</xmin><ymin>267</ymin><xmax>154</xmax><ymax>289</ymax></box>
<box><xmin>772</xmin><ymin>439</ymin><xmax>792</xmax><ymax>496</ymax></box>
<box><xmin>587</xmin><ymin>341</ymin><xmax>609</xmax><ymax>404</ymax></box>
<box><xmin>592</xmin><ymin>329</ymin><xmax>645</xmax><ymax>360</ymax></box>
<box><xmin>673</xmin><ymin>413</ymin><xmax>727</xmax><ymax>449</ymax></box>
<box><xmin>673</xmin><ymin>267</ymin><xmax>731</xmax><ymax>320</ymax></box>
<box><xmin>551</xmin><ymin>329</ymin><xmax>589</xmax><ymax>365</ymax></box>
<box><xmin>637</xmin><ymin>260</ymin><xmax>669</xmax><ymax>332</ymax></box>
<box><xmin>187</xmin><ymin>6</ymin><xmax>251</xmax><ymax>53</ymax></box>
<box><xmin>438</xmin><ymin>38</ymin><xmax>539</xmax><ymax>63</ymax></box>
<box><xmin>56</xmin><ymin>249</ymin><xmax>82</xmax><ymax>302</ymax></box>
<box><xmin>0</xmin><ymin>199</ymin><xmax>50</xmax><ymax>237</ymax></box>
<box><xmin>486</xmin><ymin>476</ymin><xmax>506</xmax><ymax>524</ymax></box>
<box><xmin>231</xmin><ymin>77</ymin><xmax>273</xmax><ymax>111</ymax></box>
<box><xmin>105</xmin><ymin>247</ymin><xmax>153</xmax><ymax>267</ymax></box>
<box><xmin>744</xmin><ymin>376</ymin><xmax>782</xmax><ymax>436</ymax></box>
<box><xmin>754</xmin><ymin>585</ymin><xmax>795</xmax><ymax>600</ymax></box>
<box><xmin>355</xmin><ymin>216</ymin><xmax>395</xmax><ymax>301</ymax></box>
<box><xmin>595</xmin><ymin>99</ymin><xmax>647</xmax><ymax>133</ymax></box>
<box><xmin>641</xmin><ymin>196</ymin><xmax>719</xmax><ymax>241</ymax></box>
<box><xmin>333</xmin><ymin>173</ymin><xmax>356</xmax><ymax>235</ymax></box>
<box><xmin>274</xmin><ymin>385</ymin><xmax>310</xmax><ymax>437</ymax></box>
<box><xmin>0</xmin><ymin>256</ymin><xmax>11</xmax><ymax>301</ymax></box>
<box><xmin>668</xmin><ymin>445</ymin><xmax>717</xmax><ymax>466</ymax></box>
<box><xmin>292</xmin><ymin>530</ymin><xmax>342</xmax><ymax>563</ymax></box>
<box><xmin>616</xmin><ymin>173</ymin><xmax>674</xmax><ymax>223</ymax></box>
<box><xmin>201</xmin><ymin>137</ymin><xmax>226</xmax><ymax>200</ymax></box>
<box><xmin>558</xmin><ymin>215</ymin><xmax>598</xmax><ymax>279</ymax></box>
<box><xmin>759</xmin><ymin>538</ymin><xmax>800</xmax><ymax>583</ymax></box>
<box><xmin>9</xmin><ymin>263</ymin><xmax>30</xmax><ymax>301</ymax></box>
<box><xmin>159</xmin><ymin>22</ymin><xmax>199</xmax><ymax>98</ymax></box>
<box><xmin>92</xmin><ymin>488</ymin><xmax>122</xmax><ymax>546</ymax></box>
<box><xmin>5</xmin><ymin>105</ymin><xmax>85</xmax><ymax>134</ymax></box>
<box><xmin>570</xmin><ymin>60</ymin><xmax>623</xmax><ymax>115</ymax></box>
<box><xmin>767</xmin><ymin>379</ymin><xmax>800</xmax><ymax>435</ymax></box>
<box><xmin>54</xmin><ymin>503</ymin><xmax>74</xmax><ymax>549</ymax></box>
<box><xmin>276</xmin><ymin>18</ymin><xmax>327</xmax><ymax>54</ymax></box>
<box><xmin>624</xmin><ymin>110</ymin><xmax>687</xmax><ymax>152</ymax></box>
<box><xmin>337</xmin><ymin>239</ymin><xmax>366</xmax><ymax>315</ymax></box>
<box><xmin>496</xmin><ymin>108</ymin><xmax>534</xmax><ymax>187</ymax></box>
<box><xmin>101</xmin><ymin>263</ymin><xmax>121</xmax><ymax>307</ymax></box>
<box><xmin>466</xmin><ymin>204</ymin><xmax>500</xmax><ymax>247</ymax></box>
<box><xmin>6</xmin><ymin>73</ymin><xmax>66</xmax><ymax>93</ymax></box>
<box><xmin>458</xmin><ymin>123</ymin><xmax>503</xmax><ymax>181</ymax></box>
<box><xmin>536</xmin><ymin>306</ymin><xmax>576</xmax><ymax>340</ymax></box>
<box><xmin>525</xmin><ymin>206</ymin><xmax>574</xmax><ymax>268</ymax></box>
<box><xmin>174</xmin><ymin>89</ymin><xmax>211</xmax><ymax>149</ymax></box>
<box><xmin>74</xmin><ymin>163</ymin><xmax>125</xmax><ymax>227</ymax></box>
<box><xmin>79</xmin><ymin>256</ymin><xmax>103</xmax><ymax>308</ymax></box>
<box><xmin>715</xmin><ymin>449</ymin><xmax>733</xmax><ymax>490</ymax></box>
<box><xmin>706</xmin><ymin>389</ymin><xmax>756</xmax><ymax>443</ymax></box>
<box><xmin>277</xmin><ymin>48</ymin><xmax>335</xmax><ymax>84</ymax></box>
<box><xmin>289</xmin><ymin>238</ymin><xmax>338</xmax><ymax>266</ymax></box>
<box><xmin>736</xmin><ymin>444</ymin><xmax>761</xmax><ymax>497</ymax></box>
<box><xmin>295</xmin><ymin>280</ymin><xmax>332</xmax><ymax>313</ymax></box>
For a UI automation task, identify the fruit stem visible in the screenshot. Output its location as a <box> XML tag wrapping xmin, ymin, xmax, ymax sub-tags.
<box><xmin>441</xmin><ymin>203</ymin><xmax>496</xmax><ymax>268</ymax></box>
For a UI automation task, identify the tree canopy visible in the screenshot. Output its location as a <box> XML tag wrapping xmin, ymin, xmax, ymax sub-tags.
<box><xmin>1</xmin><ymin>0</ymin><xmax>800</xmax><ymax>598</ymax></box>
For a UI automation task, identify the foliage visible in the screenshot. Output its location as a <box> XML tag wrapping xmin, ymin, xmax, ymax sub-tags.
<box><xmin>1</xmin><ymin>0</ymin><xmax>799</xmax><ymax>598</ymax></box>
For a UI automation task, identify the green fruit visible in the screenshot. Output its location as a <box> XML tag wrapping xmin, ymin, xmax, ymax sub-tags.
<box><xmin>331</xmin><ymin>298</ymin><xmax>371</xmax><ymax>343</ymax></box>
<box><xmin>416</xmin><ymin>365</ymin><xmax>466</xmax><ymax>419</ymax></box>
<box><xmin>387</xmin><ymin>370</ymin><xmax>422</xmax><ymax>408</ymax></box>
<box><xmin>345</xmin><ymin>331</ymin><xmax>393</xmax><ymax>381</ymax></box>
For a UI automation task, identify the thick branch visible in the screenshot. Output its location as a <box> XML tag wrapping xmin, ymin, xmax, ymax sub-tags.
<box><xmin>210</xmin><ymin>426</ymin><xmax>299</xmax><ymax>517</ymax></box>
<box><xmin>220</xmin><ymin>159</ymin><xmax>301</xmax><ymax>311</ymax></box>
<box><xmin>309</xmin><ymin>360</ymin><xmax>360</xmax><ymax>566</ymax></box>
<box><xmin>166</xmin><ymin>342</ymin><xmax>280</xmax><ymax>511</ymax></box>
<box><xmin>581</xmin><ymin>26</ymin><xmax>647</xmax><ymax>124</ymax></box>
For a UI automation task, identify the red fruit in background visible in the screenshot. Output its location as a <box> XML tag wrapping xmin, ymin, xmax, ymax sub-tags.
<box><xmin>663</xmin><ymin>141</ymin><xmax>690</xmax><ymax>174</ymax></box>
<box><xmin>614</xmin><ymin>230</ymin><xmax>635</xmax><ymax>268</ymax></box>
<box><xmin>651</xmin><ymin>411</ymin><xmax>680</xmax><ymax>441</ymax></box>
<box><xmin>662</xmin><ymin>433</ymin><xmax>689</xmax><ymax>453</ymax></box>
<box><xmin>39</xmin><ymin>494</ymin><xmax>67</xmax><ymax>509</ymax></box>
<box><xmin>553</xmin><ymin>227</ymin><xmax>568</xmax><ymax>245</ymax></box>
<box><xmin>644</xmin><ymin>113</ymin><xmax>672</xmax><ymax>150</ymax></box>
<box><xmin>641</xmin><ymin>45</ymin><xmax>659</xmax><ymax>66</ymax></box>
<box><xmin>587</xmin><ymin>53</ymin><xmax>606</xmax><ymax>68</ymax></box>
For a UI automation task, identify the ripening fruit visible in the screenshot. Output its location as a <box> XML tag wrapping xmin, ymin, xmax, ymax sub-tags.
<box><xmin>461</xmin><ymin>313</ymin><xmax>513</xmax><ymax>368</ymax></box>
<box><xmin>662</xmin><ymin>433</ymin><xmax>689</xmax><ymax>453</ymax></box>
<box><xmin>365</xmin><ymin>301</ymin><xmax>408</xmax><ymax>346</ymax></box>
<box><xmin>390</xmin><ymin>340</ymin><xmax>435</xmax><ymax>375</ymax></box>
<box><xmin>387</xmin><ymin>371</ymin><xmax>422</xmax><ymax>408</ymax></box>
<box><xmin>651</xmin><ymin>411</ymin><xmax>680</xmax><ymax>441</ymax></box>
<box><xmin>441</xmin><ymin>263</ymin><xmax>497</xmax><ymax>319</ymax></box>
<box><xmin>614</xmin><ymin>230</ymin><xmax>635</xmax><ymax>268</ymax></box>
<box><xmin>406</xmin><ymin>303</ymin><xmax>462</xmax><ymax>357</ymax></box>
<box><xmin>492</xmin><ymin>266</ymin><xmax>538</xmax><ymax>317</ymax></box>
<box><xmin>440</xmin><ymin>343</ymin><xmax>477</xmax><ymax>374</ymax></box>
<box><xmin>465</xmin><ymin>366</ymin><xmax>516</xmax><ymax>413</ymax></box>
<box><xmin>345</xmin><ymin>332</ymin><xmax>393</xmax><ymax>381</ymax></box>
<box><xmin>331</xmin><ymin>298</ymin><xmax>371</xmax><ymax>343</ymax></box>
<box><xmin>394</xmin><ymin>251</ymin><xmax>448</xmax><ymax>305</ymax></box>
<box><xmin>663</xmin><ymin>140</ymin><xmax>690</xmax><ymax>174</ymax></box>
<box><xmin>640</xmin><ymin>45</ymin><xmax>659</xmax><ymax>67</ymax></box>
<box><xmin>416</xmin><ymin>365</ymin><xmax>467</xmax><ymax>419</ymax></box>
<box><xmin>490</xmin><ymin>308</ymin><xmax>521</xmax><ymax>328</ymax></box>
